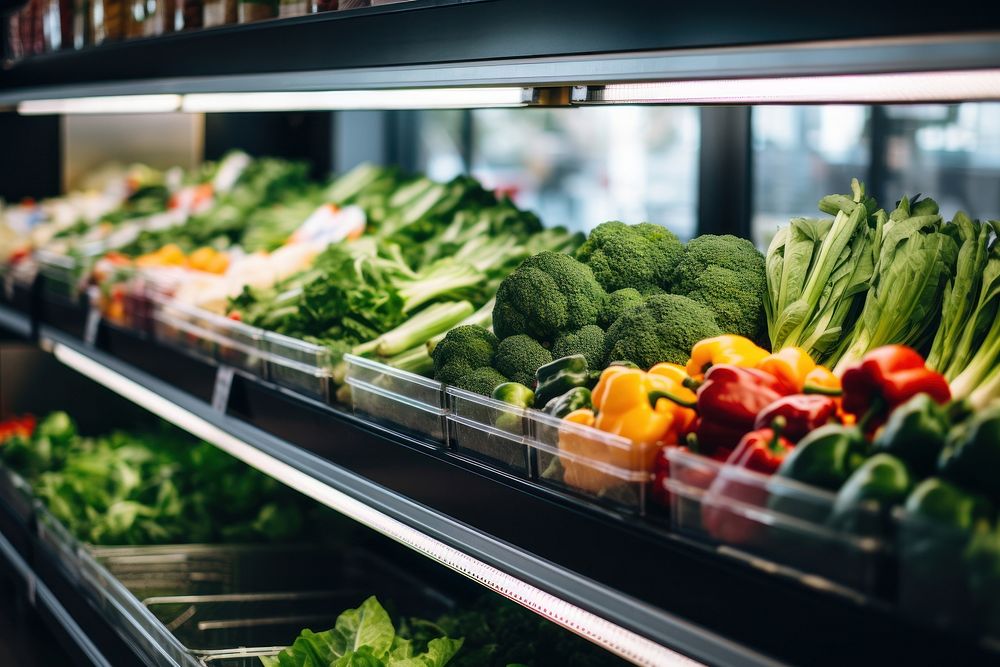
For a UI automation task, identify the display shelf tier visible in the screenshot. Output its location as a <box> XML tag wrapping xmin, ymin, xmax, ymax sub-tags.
<box><xmin>2</xmin><ymin>1</ymin><xmax>1000</xmax><ymax>105</ymax></box>
<box><xmin>2</xmin><ymin>318</ymin><xmax>990</xmax><ymax>667</ymax></box>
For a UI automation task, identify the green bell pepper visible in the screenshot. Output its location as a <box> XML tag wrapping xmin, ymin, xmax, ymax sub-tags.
<box><xmin>491</xmin><ymin>382</ymin><xmax>535</xmax><ymax>410</ymax></box>
<box><xmin>872</xmin><ymin>393</ymin><xmax>949</xmax><ymax>477</ymax></box>
<box><xmin>491</xmin><ymin>382</ymin><xmax>535</xmax><ymax>433</ymax></box>
<box><xmin>542</xmin><ymin>386</ymin><xmax>593</xmax><ymax>418</ymax></box>
<box><xmin>938</xmin><ymin>405</ymin><xmax>1000</xmax><ymax>502</ymax></box>
<box><xmin>534</xmin><ymin>355</ymin><xmax>595</xmax><ymax>407</ymax></box>
<box><xmin>899</xmin><ymin>477</ymin><xmax>994</xmax><ymax>629</ymax></box>
<box><xmin>828</xmin><ymin>453</ymin><xmax>912</xmax><ymax>536</ymax></box>
<box><xmin>774</xmin><ymin>423</ymin><xmax>868</xmax><ymax>491</ymax></box>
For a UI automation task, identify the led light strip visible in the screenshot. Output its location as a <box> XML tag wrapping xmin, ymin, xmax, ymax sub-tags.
<box><xmin>51</xmin><ymin>342</ymin><xmax>702</xmax><ymax>667</ymax></box>
<box><xmin>18</xmin><ymin>88</ymin><xmax>530</xmax><ymax>115</ymax></box>
<box><xmin>17</xmin><ymin>94</ymin><xmax>182</xmax><ymax>114</ymax></box>
<box><xmin>574</xmin><ymin>68</ymin><xmax>1000</xmax><ymax>104</ymax></box>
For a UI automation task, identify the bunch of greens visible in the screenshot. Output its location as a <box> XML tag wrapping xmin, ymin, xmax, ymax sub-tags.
<box><xmin>261</xmin><ymin>596</ymin><xmax>462</xmax><ymax>667</ymax></box>
<box><xmin>766</xmin><ymin>180</ymin><xmax>965</xmax><ymax>372</ymax></box>
<box><xmin>401</xmin><ymin>596</ymin><xmax>626</xmax><ymax>667</ymax></box>
<box><xmin>121</xmin><ymin>157</ymin><xmax>315</xmax><ymax>255</ymax></box>
<box><xmin>230</xmin><ymin>177</ymin><xmax>581</xmax><ymax>382</ymax></box>
<box><xmin>927</xmin><ymin>218</ymin><xmax>1000</xmax><ymax>409</ymax></box>
<box><xmin>0</xmin><ymin>412</ymin><xmax>309</xmax><ymax>546</ymax></box>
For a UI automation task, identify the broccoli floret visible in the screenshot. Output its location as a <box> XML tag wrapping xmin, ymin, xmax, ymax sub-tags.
<box><xmin>552</xmin><ymin>325</ymin><xmax>607</xmax><ymax>370</ymax></box>
<box><xmin>684</xmin><ymin>265</ymin><xmax>768</xmax><ymax>342</ymax></box>
<box><xmin>604</xmin><ymin>294</ymin><xmax>721</xmax><ymax>368</ymax></box>
<box><xmin>456</xmin><ymin>367</ymin><xmax>510</xmax><ymax>396</ymax></box>
<box><xmin>600</xmin><ymin>287</ymin><xmax>645</xmax><ymax>328</ymax></box>
<box><xmin>575</xmin><ymin>221</ymin><xmax>683</xmax><ymax>294</ymax></box>
<box><xmin>669</xmin><ymin>234</ymin><xmax>766</xmax><ymax>295</ymax></box>
<box><xmin>432</xmin><ymin>325</ymin><xmax>498</xmax><ymax>383</ymax></box>
<box><xmin>493</xmin><ymin>251</ymin><xmax>606</xmax><ymax>344</ymax></box>
<box><xmin>494</xmin><ymin>335</ymin><xmax>553</xmax><ymax>387</ymax></box>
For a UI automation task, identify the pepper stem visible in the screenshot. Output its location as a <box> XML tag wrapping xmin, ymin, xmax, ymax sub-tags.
<box><xmin>682</xmin><ymin>376</ymin><xmax>703</xmax><ymax>392</ymax></box>
<box><xmin>857</xmin><ymin>396</ymin><xmax>886</xmax><ymax>433</ymax></box>
<box><xmin>803</xmin><ymin>384</ymin><xmax>843</xmax><ymax>397</ymax></box>
<box><xmin>768</xmin><ymin>415</ymin><xmax>787</xmax><ymax>453</ymax></box>
<box><xmin>648</xmin><ymin>390</ymin><xmax>697</xmax><ymax>410</ymax></box>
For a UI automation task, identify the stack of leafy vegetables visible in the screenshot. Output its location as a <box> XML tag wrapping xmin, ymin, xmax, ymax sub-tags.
<box><xmin>265</xmin><ymin>595</ymin><xmax>626</xmax><ymax>667</ymax></box>
<box><xmin>0</xmin><ymin>412</ymin><xmax>309</xmax><ymax>545</ymax></box>
<box><xmin>121</xmin><ymin>157</ymin><xmax>317</xmax><ymax>256</ymax></box>
<box><xmin>432</xmin><ymin>222</ymin><xmax>767</xmax><ymax>396</ymax></box>
<box><xmin>229</xmin><ymin>172</ymin><xmax>581</xmax><ymax>382</ymax></box>
<box><xmin>764</xmin><ymin>178</ymin><xmax>1000</xmax><ymax>408</ymax></box>
<box><xmin>261</xmin><ymin>596</ymin><xmax>462</xmax><ymax>667</ymax></box>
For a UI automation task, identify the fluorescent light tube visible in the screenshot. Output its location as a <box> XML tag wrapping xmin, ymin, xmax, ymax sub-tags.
<box><xmin>181</xmin><ymin>87</ymin><xmax>529</xmax><ymax>112</ymax></box>
<box><xmin>18</xmin><ymin>94</ymin><xmax>182</xmax><ymax>115</ymax></box>
<box><xmin>576</xmin><ymin>69</ymin><xmax>1000</xmax><ymax>104</ymax></box>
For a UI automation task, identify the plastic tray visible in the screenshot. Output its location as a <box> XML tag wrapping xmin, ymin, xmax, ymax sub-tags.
<box><xmin>665</xmin><ymin>448</ymin><xmax>887</xmax><ymax>595</ymax></box>
<box><xmin>346</xmin><ymin>354</ymin><xmax>447</xmax><ymax>445</ymax></box>
<box><xmin>36</xmin><ymin>249</ymin><xmax>89</xmax><ymax>299</ymax></box>
<box><xmin>263</xmin><ymin>332</ymin><xmax>332</xmax><ymax>401</ymax></box>
<box><xmin>897</xmin><ymin>508</ymin><xmax>1000</xmax><ymax>641</ymax></box>
<box><xmin>532</xmin><ymin>409</ymin><xmax>651</xmax><ymax>514</ymax></box>
<box><xmin>0</xmin><ymin>258</ymin><xmax>38</xmax><ymax>312</ymax></box>
<box><xmin>0</xmin><ymin>462</ymin><xmax>36</xmax><ymax>526</ymax></box>
<box><xmin>154</xmin><ymin>301</ymin><xmax>220</xmax><ymax>362</ymax></box>
<box><xmin>446</xmin><ymin>387</ymin><xmax>531</xmax><ymax>473</ymax></box>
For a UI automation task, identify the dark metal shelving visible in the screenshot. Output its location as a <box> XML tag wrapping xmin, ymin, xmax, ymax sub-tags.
<box><xmin>0</xmin><ymin>301</ymin><xmax>990</xmax><ymax>666</ymax></box>
<box><xmin>3</xmin><ymin>1</ymin><xmax>1000</xmax><ymax>103</ymax></box>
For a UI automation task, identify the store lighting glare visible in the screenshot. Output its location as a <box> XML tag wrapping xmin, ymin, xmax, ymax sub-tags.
<box><xmin>575</xmin><ymin>69</ymin><xmax>1000</xmax><ymax>104</ymax></box>
<box><xmin>17</xmin><ymin>94</ymin><xmax>182</xmax><ymax>115</ymax></box>
<box><xmin>181</xmin><ymin>87</ymin><xmax>530</xmax><ymax>112</ymax></box>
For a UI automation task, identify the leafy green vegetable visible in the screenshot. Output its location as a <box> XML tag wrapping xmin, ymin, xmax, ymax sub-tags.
<box><xmin>261</xmin><ymin>597</ymin><xmax>461</xmax><ymax>667</ymax></box>
<box><xmin>1</xmin><ymin>413</ymin><xmax>311</xmax><ymax>546</ymax></box>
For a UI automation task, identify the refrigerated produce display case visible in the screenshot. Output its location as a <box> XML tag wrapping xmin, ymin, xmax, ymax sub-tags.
<box><xmin>3</xmin><ymin>3</ymin><xmax>1000</xmax><ymax>666</ymax></box>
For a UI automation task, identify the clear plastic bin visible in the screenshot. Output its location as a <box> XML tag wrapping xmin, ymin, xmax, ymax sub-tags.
<box><xmin>36</xmin><ymin>249</ymin><xmax>86</xmax><ymax>299</ymax></box>
<box><xmin>532</xmin><ymin>411</ymin><xmax>651</xmax><ymax>514</ymax></box>
<box><xmin>154</xmin><ymin>301</ymin><xmax>219</xmax><ymax>362</ymax></box>
<box><xmin>1</xmin><ymin>258</ymin><xmax>38</xmax><ymax>312</ymax></box>
<box><xmin>665</xmin><ymin>448</ymin><xmax>886</xmax><ymax>595</ymax></box>
<box><xmin>897</xmin><ymin>508</ymin><xmax>1000</xmax><ymax>641</ymax></box>
<box><xmin>446</xmin><ymin>387</ymin><xmax>531</xmax><ymax>474</ymax></box>
<box><xmin>344</xmin><ymin>354</ymin><xmax>447</xmax><ymax>445</ymax></box>
<box><xmin>263</xmin><ymin>332</ymin><xmax>332</xmax><ymax>401</ymax></box>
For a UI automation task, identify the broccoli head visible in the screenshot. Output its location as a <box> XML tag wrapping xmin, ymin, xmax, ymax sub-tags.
<box><xmin>455</xmin><ymin>367</ymin><xmax>510</xmax><ymax>396</ymax></box>
<box><xmin>684</xmin><ymin>265</ymin><xmax>767</xmax><ymax>342</ymax></box>
<box><xmin>600</xmin><ymin>287</ymin><xmax>644</xmax><ymax>328</ymax></box>
<box><xmin>432</xmin><ymin>325</ymin><xmax>498</xmax><ymax>383</ymax></box>
<box><xmin>493</xmin><ymin>251</ymin><xmax>606</xmax><ymax>344</ymax></box>
<box><xmin>668</xmin><ymin>234</ymin><xmax>766</xmax><ymax>295</ymax></box>
<box><xmin>494</xmin><ymin>335</ymin><xmax>553</xmax><ymax>387</ymax></box>
<box><xmin>575</xmin><ymin>221</ymin><xmax>683</xmax><ymax>294</ymax></box>
<box><xmin>604</xmin><ymin>293</ymin><xmax>721</xmax><ymax>368</ymax></box>
<box><xmin>552</xmin><ymin>325</ymin><xmax>607</xmax><ymax>370</ymax></box>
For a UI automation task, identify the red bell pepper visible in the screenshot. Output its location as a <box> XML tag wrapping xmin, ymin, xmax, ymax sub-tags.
<box><xmin>753</xmin><ymin>394</ymin><xmax>840</xmax><ymax>442</ymax></box>
<box><xmin>840</xmin><ymin>345</ymin><xmax>950</xmax><ymax>430</ymax></box>
<box><xmin>651</xmin><ymin>441</ymin><xmax>728</xmax><ymax>508</ymax></box>
<box><xmin>0</xmin><ymin>414</ymin><xmax>36</xmax><ymax>444</ymax></box>
<box><xmin>702</xmin><ymin>419</ymin><xmax>794</xmax><ymax>545</ymax></box>
<box><xmin>691</xmin><ymin>365</ymin><xmax>791</xmax><ymax>452</ymax></box>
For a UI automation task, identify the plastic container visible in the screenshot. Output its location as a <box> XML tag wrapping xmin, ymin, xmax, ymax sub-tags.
<box><xmin>344</xmin><ymin>354</ymin><xmax>447</xmax><ymax>445</ymax></box>
<box><xmin>665</xmin><ymin>448</ymin><xmax>886</xmax><ymax>595</ymax></box>
<box><xmin>532</xmin><ymin>410</ymin><xmax>651</xmax><ymax>514</ymax></box>
<box><xmin>202</xmin><ymin>0</ymin><xmax>236</xmax><ymax>26</ymax></box>
<box><xmin>1</xmin><ymin>258</ymin><xmax>38</xmax><ymax>314</ymax></box>
<box><xmin>263</xmin><ymin>332</ymin><xmax>332</xmax><ymax>401</ymax></box>
<box><xmin>897</xmin><ymin>508</ymin><xmax>1000</xmax><ymax>641</ymax></box>
<box><xmin>36</xmin><ymin>249</ymin><xmax>86</xmax><ymax>300</ymax></box>
<box><xmin>446</xmin><ymin>387</ymin><xmax>531</xmax><ymax>474</ymax></box>
<box><xmin>154</xmin><ymin>300</ymin><xmax>219</xmax><ymax>362</ymax></box>
<box><xmin>0</xmin><ymin>462</ymin><xmax>35</xmax><ymax>527</ymax></box>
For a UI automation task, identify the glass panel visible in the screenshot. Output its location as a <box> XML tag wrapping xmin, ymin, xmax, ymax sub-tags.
<box><xmin>881</xmin><ymin>103</ymin><xmax>1000</xmax><ymax>221</ymax></box>
<box><xmin>418</xmin><ymin>107</ymin><xmax>701</xmax><ymax>240</ymax></box>
<box><xmin>751</xmin><ymin>106</ymin><xmax>870</xmax><ymax>249</ymax></box>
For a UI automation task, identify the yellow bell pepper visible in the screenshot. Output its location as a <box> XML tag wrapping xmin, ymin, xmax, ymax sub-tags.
<box><xmin>557</xmin><ymin>365</ymin><xmax>696</xmax><ymax>493</ymax></box>
<box><xmin>755</xmin><ymin>347</ymin><xmax>841</xmax><ymax>394</ymax></box>
<box><xmin>686</xmin><ymin>335</ymin><xmax>769</xmax><ymax>379</ymax></box>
